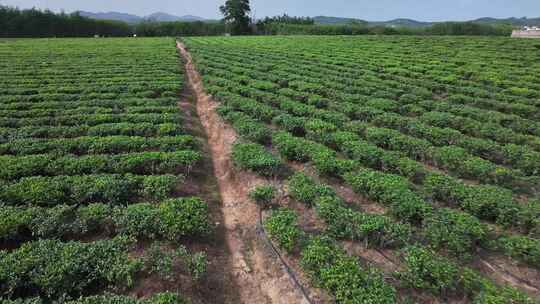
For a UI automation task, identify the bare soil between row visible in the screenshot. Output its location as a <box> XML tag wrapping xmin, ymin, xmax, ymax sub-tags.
<box><xmin>176</xmin><ymin>41</ymin><xmax>313</xmax><ymax>304</ymax></box>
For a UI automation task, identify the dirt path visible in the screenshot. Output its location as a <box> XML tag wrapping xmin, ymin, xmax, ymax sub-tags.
<box><xmin>176</xmin><ymin>41</ymin><xmax>310</xmax><ymax>304</ymax></box>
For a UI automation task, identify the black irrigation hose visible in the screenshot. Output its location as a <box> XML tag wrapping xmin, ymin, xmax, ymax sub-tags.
<box><xmin>257</xmin><ymin>207</ymin><xmax>314</xmax><ymax>304</ymax></box>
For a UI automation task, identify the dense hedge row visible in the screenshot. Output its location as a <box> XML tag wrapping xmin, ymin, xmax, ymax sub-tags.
<box><xmin>0</xmin><ymin>113</ymin><xmax>182</xmax><ymax>128</ymax></box>
<box><xmin>0</xmin><ymin>237</ymin><xmax>141</xmax><ymax>299</ymax></box>
<box><xmin>0</xmin><ymin>151</ymin><xmax>200</xmax><ymax>180</ymax></box>
<box><xmin>0</xmin><ymin>197</ymin><xmax>210</xmax><ymax>241</ymax></box>
<box><xmin>0</xmin><ymin>135</ymin><xmax>197</xmax><ymax>156</ymax></box>
<box><xmin>0</xmin><ymin>122</ymin><xmax>184</xmax><ymax>142</ymax></box>
<box><xmin>3</xmin><ymin>293</ymin><xmax>187</xmax><ymax>304</ymax></box>
<box><xmin>0</xmin><ymin>174</ymin><xmax>181</xmax><ymax>206</ymax></box>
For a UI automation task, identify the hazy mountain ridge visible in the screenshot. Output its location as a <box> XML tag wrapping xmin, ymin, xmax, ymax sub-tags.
<box><xmin>314</xmin><ymin>16</ymin><xmax>540</xmax><ymax>27</ymax></box>
<box><xmin>78</xmin><ymin>11</ymin><xmax>205</xmax><ymax>23</ymax></box>
<box><xmin>78</xmin><ymin>11</ymin><xmax>540</xmax><ymax>27</ymax></box>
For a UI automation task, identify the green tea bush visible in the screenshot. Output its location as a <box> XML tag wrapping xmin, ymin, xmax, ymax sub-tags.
<box><xmin>287</xmin><ymin>172</ymin><xmax>335</xmax><ymax>206</ymax></box>
<box><xmin>0</xmin><ymin>237</ymin><xmax>141</xmax><ymax>299</ymax></box>
<box><xmin>249</xmin><ymin>185</ymin><xmax>276</xmax><ymax>206</ymax></box>
<box><xmin>301</xmin><ymin>237</ymin><xmax>396</xmax><ymax>303</ymax></box>
<box><xmin>232</xmin><ymin>142</ymin><xmax>281</xmax><ymax>176</ymax></box>
<box><xmin>400</xmin><ymin>245</ymin><xmax>460</xmax><ymax>294</ymax></box>
<box><xmin>158</xmin><ymin>197</ymin><xmax>210</xmax><ymax>239</ymax></box>
<box><xmin>423</xmin><ymin>208</ymin><xmax>487</xmax><ymax>258</ymax></box>
<box><xmin>64</xmin><ymin>293</ymin><xmax>188</xmax><ymax>304</ymax></box>
<box><xmin>315</xmin><ymin>195</ymin><xmax>411</xmax><ymax>247</ymax></box>
<box><xmin>264</xmin><ymin>208</ymin><xmax>303</xmax><ymax>252</ymax></box>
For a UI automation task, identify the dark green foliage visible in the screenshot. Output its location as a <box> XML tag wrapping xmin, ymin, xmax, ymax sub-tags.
<box><xmin>1</xmin><ymin>197</ymin><xmax>209</xmax><ymax>241</ymax></box>
<box><xmin>220</xmin><ymin>109</ymin><xmax>271</xmax><ymax>143</ymax></box>
<box><xmin>0</xmin><ymin>174</ymin><xmax>182</xmax><ymax>206</ymax></box>
<box><xmin>67</xmin><ymin>293</ymin><xmax>188</xmax><ymax>304</ymax></box>
<box><xmin>344</xmin><ymin>170</ymin><xmax>432</xmax><ymax>225</ymax></box>
<box><xmin>496</xmin><ymin>235</ymin><xmax>540</xmax><ymax>266</ymax></box>
<box><xmin>0</xmin><ymin>6</ymin><xmax>132</xmax><ymax>38</ymax></box>
<box><xmin>316</xmin><ymin>195</ymin><xmax>411</xmax><ymax>247</ymax></box>
<box><xmin>0</xmin><ymin>237</ymin><xmax>141</xmax><ymax>299</ymax></box>
<box><xmin>249</xmin><ymin>185</ymin><xmax>276</xmax><ymax>206</ymax></box>
<box><xmin>158</xmin><ymin>197</ymin><xmax>210</xmax><ymax>239</ymax></box>
<box><xmin>287</xmin><ymin>172</ymin><xmax>335</xmax><ymax>206</ymax></box>
<box><xmin>301</xmin><ymin>237</ymin><xmax>396</xmax><ymax>303</ymax></box>
<box><xmin>400</xmin><ymin>245</ymin><xmax>460</xmax><ymax>294</ymax></box>
<box><xmin>232</xmin><ymin>142</ymin><xmax>281</xmax><ymax>176</ymax></box>
<box><xmin>264</xmin><ymin>208</ymin><xmax>303</xmax><ymax>252</ymax></box>
<box><xmin>272</xmin><ymin>131</ymin><xmax>312</xmax><ymax>162</ymax></box>
<box><xmin>0</xmin><ymin>151</ymin><xmax>200</xmax><ymax>180</ymax></box>
<box><xmin>141</xmin><ymin>174</ymin><xmax>181</xmax><ymax>202</ymax></box>
<box><xmin>219</xmin><ymin>0</ymin><xmax>252</xmax><ymax>35</ymax></box>
<box><xmin>423</xmin><ymin>208</ymin><xmax>487</xmax><ymax>258</ymax></box>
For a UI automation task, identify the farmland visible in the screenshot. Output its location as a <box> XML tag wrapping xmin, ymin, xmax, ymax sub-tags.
<box><xmin>0</xmin><ymin>35</ymin><xmax>539</xmax><ymax>304</ymax></box>
<box><xmin>181</xmin><ymin>36</ymin><xmax>540</xmax><ymax>303</ymax></box>
<box><xmin>0</xmin><ymin>38</ymin><xmax>239</xmax><ymax>303</ymax></box>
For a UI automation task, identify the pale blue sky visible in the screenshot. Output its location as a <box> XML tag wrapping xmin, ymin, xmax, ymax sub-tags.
<box><xmin>0</xmin><ymin>0</ymin><xmax>537</xmax><ymax>21</ymax></box>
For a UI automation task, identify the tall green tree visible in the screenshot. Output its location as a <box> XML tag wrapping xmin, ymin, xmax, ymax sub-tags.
<box><xmin>219</xmin><ymin>0</ymin><xmax>252</xmax><ymax>35</ymax></box>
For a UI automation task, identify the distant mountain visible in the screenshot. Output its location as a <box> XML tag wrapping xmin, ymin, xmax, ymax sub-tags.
<box><xmin>313</xmin><ymin>16</ymin><xmax>367</xmax><ymax>25</ymax></box>
<box><xmin>472</xmin><ymin>17</ymin><xmax>540</xmax><ymax>26</ymax></box>
<box><xmin>146</xmin><ymin>12</ymin><xmax>205</xmax><ymax>22</ymax></box>
<box><xmin>370</xmin><ymin>18</ymin><xmax>433</xmax><ymax>28</ymax></box>
<box><xmin>314</xmin><ymin>16</ymin><xmax>540</xmax><ymax>28</ymax></box>
<box><xmin>78</xmin><ymin>11</ymin><xmax>206</xmax><ymax>23</ymax></box>
<box><xmin>78</xmin><ymin>11</ymin><xmax>540</xmax><ymax>27</ymax></box>
<box><xmin>79</xmin><ymin>11</ymin><xmax>142</xmax><ymax>23</ymax></box>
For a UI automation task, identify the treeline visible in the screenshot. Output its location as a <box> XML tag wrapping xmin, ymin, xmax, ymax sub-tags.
<box><xmin>0</xmin><ymin>6</ymin><xmax>131</xmax><ymax>37</ymax></box>
<box><xmin>0</xmin><ymin>6</ymin><xmax>225</xmax><ymax>38</ymax></box>
<box><xmin>0</xmin><ymin>6</ymin><xmax>514</xmax><ymax>38</ymax></box>
<box><xmin>134</xmin><ymin>21</ymin><xmax>225</xmax><ymax>37</ymax></box>
<box><xmin>427</xmin><ymin>22</ymin><xmax>513</xmax><ymax>36</ymax></box>
<box><xmin>256</xmin><ymin>20</ymin><xmax>513</xmax><ymax>36</ymax></box>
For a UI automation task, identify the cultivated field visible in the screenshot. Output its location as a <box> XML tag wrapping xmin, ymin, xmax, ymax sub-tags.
<box><xmin>0</xmin><ymin>38</ymin><xmax>238</xmax><ymax>303</ymax></box>
<box><xmin>182</xmin><ymin>36</ymin><xmax>540</xmax><ymax>303</ymax></box>
<box><xmin>0</xmin><ymin>36</ymin><xmax>539</xmax><ymax>304</ymax></box>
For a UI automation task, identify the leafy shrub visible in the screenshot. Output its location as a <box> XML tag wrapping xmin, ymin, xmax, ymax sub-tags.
<box><xmin>64</xmin><ymin>292</ymin><xmax>187</xmax><ymax>304</ymax></box>
<box><xmin>400</xmin><ymin>245</ymin><xmax>460</xmax><ymax>294</ymax></box>
<box><xmin>0</xmin><ymin>174</ymin><xmax>182</xmax><ymax>206</ymax></box>
<box><xmin>423</xmin><ymin>208</ymin><xmax>487</xmax><ymax>258</ymax></box>
<box><xmin>220</xmin><ymin>109</ymin><xmax>271</xmax><ymax>144</ymax></box>
<box><xmin>272</xmin><ymin>113</ymin><xmax>307</xmax><ymax>135</ymax></box>
<box><xmin>315</xmin><ymin>195</ymin><xmax>411</xmax><ymax>247</ymax></box>
<box><xmin>287</xmin><ymin>172</ymin><xmax>335</xmax><ymax>206</ymax></box>
<box><xmin>145</xmin><ymin>242</ymin><xmax>176</xmax><ymax>281</ymax></box>
<box><xmin>249</xmin><ymin>185</ymin><xmax>276</xmax><ymax>206</ymax></box>
<box><xmin>0</xmin><ymin>237</ymin><xmax>141</xmax><ymax>299</ymax></box>
<box><xmin>158</xmin><ymin>197</ymin><xmax>210</xmax><ymax>239</ymax></box>
<box><xmin>496</xmin><ymin>235</ymin><xmax>540</xmax><ymax>266</ymax></box>
<box><xmin>232</xmin><ymin>142</ymin><xmax>281</xmax><ymax>176</ymax></box>
<box><xmin>114</xmin><ymin>203</ymin><xmax>161</xmax><ymax>239</ymax></box>
<box><xmin>304</xmin><ymin>119</ymin><xmax>337</xmax><ymax>145</ymax></box>
<box><xmin>264</xmin><ymin>208</ymin><xmax>303</xmax><ymax>252</ymax></box>
<box><xmin>272</xmin><ymin>131</ymin><xmax>312</xmax><ymax>162</ymax></box>
<box><xmin>343</xmin><ymin>170</ymin><xmax>432</xmax><ymax>225</ymax></box>
<box><xmin>301</xmin><ymin>237</ymin><xmax>396</xmax><ymax>303</ymax></box>
<box><xmin>141</xmin><ymin>174</ymin><xmax>181</xmax><ymax>201</ymax></box>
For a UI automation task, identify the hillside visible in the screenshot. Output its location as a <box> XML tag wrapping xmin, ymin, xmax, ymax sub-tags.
<box><xmin>78</xmin><ymin>11</ymin><xmax>206</xmax><ymax>23</ymax></box>
<box><xmin>78</xmin><ymin>11</ymin><xmax>142</xmax><ymax>23</ymax></box>
<box><xmin>314</xmin><ymin>15</ymin><xmax>540</xmax><ymax>27</ymax></box>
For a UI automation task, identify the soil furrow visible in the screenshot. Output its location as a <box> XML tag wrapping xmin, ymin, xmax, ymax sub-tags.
<box><xmin>176</xmin><ymin>40</ymin><xmax>310</xmax><ymax>304</ymax></box>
